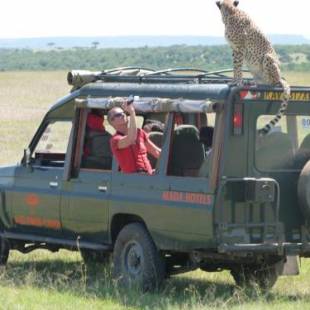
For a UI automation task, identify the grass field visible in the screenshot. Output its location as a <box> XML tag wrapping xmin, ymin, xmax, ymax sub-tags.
<box><xmin>1</xmin><ymin>71</ymin><xmax>310</xmax><ymax>309</ymax></box>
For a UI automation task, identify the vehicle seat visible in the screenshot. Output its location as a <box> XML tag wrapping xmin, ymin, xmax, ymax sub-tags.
<box><xmin>82</xmin><ymin>130</ymin><xmax>112</xmax><ymax>170</ymax></box>
<box><xmin>147</xmin><ymin>131</ymin><xmax>163</xmax><ymax>168</ymax></box>
<box><xmin>168</xmin><ymin>125</ymin><xmax>205</xmax><ymax>176</ymax></box>
<box><xmin>256</xmin><ymin>132</ymin><xmax>294</xmax><ymax>170</ymax></box>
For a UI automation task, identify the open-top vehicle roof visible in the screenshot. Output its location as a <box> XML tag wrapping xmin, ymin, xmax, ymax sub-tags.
<box><xmin>75</xmin><ymin>96</ymin><xmax>216</xmax><ymax>114</ymax></box>
<box><xmin>47</xmin><ymin>67</ymin><xmax>243</xmax><ymax>119</ymax></box>
<box><xmin>46</xmin><ymin>67</ymin><xmax>310</xmax><ymax>120</ymax></box>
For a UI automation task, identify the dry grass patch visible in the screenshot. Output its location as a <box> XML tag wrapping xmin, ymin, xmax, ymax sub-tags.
<box><xmin>0</xmin><ymin>71</ymin><xmax>70</xmax><ymax>165</ymax></box>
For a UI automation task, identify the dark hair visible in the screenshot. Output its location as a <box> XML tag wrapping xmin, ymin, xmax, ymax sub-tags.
<box><xmin>199</xmin><ymin>126</ymin><xmax>214</xmax><ymax>148</ymax></box>
<box><xmin>143</xmin><ymin>119</ymin><xmax>164</xmax><ymax>132</ymax></box>
<box><xmin>90</xmin><ymin>109</ymin><xmax>104</xmax><ymax>117</ymax></box>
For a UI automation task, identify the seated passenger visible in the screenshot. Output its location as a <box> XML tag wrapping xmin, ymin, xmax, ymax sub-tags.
<box><xmin>143</xmin><ymin>119</ymin><xmax>165</xmax><ymax>133</ymax></box>
<box><xmin>84</xmin><ymin>109</ymin><xmax>106</xmax><ymax>155</ymax></box>
<box><xmin>174</xmin><ymin>113</ymin><xmax>184</xmax><ymax>126</ymax></box>
<box><xmin>108</xmin><ymin>101</ymin><xmax>161</xmax><ymax>175</ymax></box>
<box><xmin>198</xmin><ymin>126</ymin><xmax>214</xmax><ymax>177</ymax></box>
<box><xmin>82</xmin><ymin>109</ymin><xmax>112</xmax><ymax>169</ymax></box>
<box><xmin>143</xmin><ymin>119</ymin><xmax>165</xmax><ymax>168</ymax></box>
<box><xmin>199</xmin><ymin>126</ymin><xmax>214</xmax><ymax>155</ymax></box>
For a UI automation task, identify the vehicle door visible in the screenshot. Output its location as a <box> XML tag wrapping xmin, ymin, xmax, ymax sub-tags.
<box><xmin>60</xmin><ymin>108</ymin><xmax>112</xmax><ymax>243</ymax></box>
<box><xmin>10</xmin><ymin>120</ymin><xmax>72</xmax><ymax>237</ymax></box>
<box><xmin>110</xmin><ymin>112</ymin><xmax>218</xmax><ymax>251</ymax></box>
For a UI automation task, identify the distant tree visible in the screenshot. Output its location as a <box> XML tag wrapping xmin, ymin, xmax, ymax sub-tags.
<box><xmin>47</xmin><ymin>42</ymin><xmax>55</xmax><ymax>48</ymax></box>
<box><xmin>92</xmin><ymin>41</ymin><xmax>100</xmax><ymax>49</ymax></box>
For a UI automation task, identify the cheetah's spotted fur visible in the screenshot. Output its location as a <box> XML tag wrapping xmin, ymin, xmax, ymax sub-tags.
<box><xmin>216</xmin><ymin>0</ymin><xmax>290</xmax><ymax>135</ymax></box>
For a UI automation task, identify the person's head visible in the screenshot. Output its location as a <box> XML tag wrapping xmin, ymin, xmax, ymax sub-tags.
<box><xmin>90</xmin><ymin>108</ymin><xmax>104</xmax><ymax>117</ymax></box>
<box><xmin>199</xmin><ymin>126</ymin><xmax>214</xmax><ymax>149</ymax></box>
<box><xmin>108</xmin><ymin>107</ymin><xmax>128</xmax><ymax>131</ymax></box>
<box><xmin>143</xmin><ymin>119</ymin><xmax>164</xmax><ymax>133</ymax></box>
<box><xmin>87</xmin><ymin>109</ymin><xmax>105</xmax><ymax>131</ymax></box>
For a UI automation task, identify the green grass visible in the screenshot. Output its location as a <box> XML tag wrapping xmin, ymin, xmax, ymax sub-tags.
<box><xmin>284</xmin><ymin>71</ymin><xmax>310</xmax><ymax>86</ymax></box>
<box><xmin>0</xmin><ymin>250</ymin><xmax>310</xmax><ymax>310</ymax></box>
<box><xmin>1</xmin><ymin>71</ymin><xmax>310</xmax><ymax>309</ymax></box>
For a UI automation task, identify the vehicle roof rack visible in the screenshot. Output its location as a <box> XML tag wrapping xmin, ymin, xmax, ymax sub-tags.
<box><xmin>67</xmin><ymin>67</ymin><xmax>255</xmax><ymax>90</ymax></box>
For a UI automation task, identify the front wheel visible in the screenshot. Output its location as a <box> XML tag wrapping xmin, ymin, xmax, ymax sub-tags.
<box><xmin>113</xmin><ymin>223</ymin><xmax>165</xmax><ymax>291</ymax></box>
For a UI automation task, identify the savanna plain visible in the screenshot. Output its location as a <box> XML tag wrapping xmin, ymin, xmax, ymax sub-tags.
<box><xmin>1</xmin><ymin>71</ymin><xmax>310</xmax><ymax>309</ymax></box>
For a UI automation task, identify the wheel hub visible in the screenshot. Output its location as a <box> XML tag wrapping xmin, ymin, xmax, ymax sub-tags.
<box><xmin>125</xmin><ymin>241</ymin><xmax>144</xmax><ymax>276</ymax></box>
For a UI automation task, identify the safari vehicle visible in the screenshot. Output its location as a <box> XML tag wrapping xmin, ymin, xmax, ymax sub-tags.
<box><xmin>1</xmin><ymin>67</ymin><xmax>310</xmax><ymax>291</ymax></box>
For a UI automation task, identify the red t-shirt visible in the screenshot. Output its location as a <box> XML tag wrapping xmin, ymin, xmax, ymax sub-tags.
<box><xmin>84</xmin><ymin>114</ymin><xmax>105</xmax><ymax>157</ymax></box>
<box><xmin>87</xmin><ymin>114</ymin><xmax>105</xmax><ymax>131</ymax></box>
<box><xmin>110</xmin><ymin>129</ymin><xmax>153</xmax><ymax>175</ymax></box>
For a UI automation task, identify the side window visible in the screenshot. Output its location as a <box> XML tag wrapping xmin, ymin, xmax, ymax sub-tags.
<box><xmin>294</xmin><ymin>116</ymin><xmax>310</xmax><ymax>169</ymax></box>
<box><xmin>79</xmin><ymin>109</ymin><xmax>146</xmax><ymax>172</ymax></box>
<box><xmin>167</xmin><ymin>113</ymin><xmax>215</xmax><ymax>177</ymax></box>
<box><xmin>255</xmin><ymin>115</ymin><xmax>306</xmax><ymax>171</ymax></box>
<box><xmin>142</xmin><ymin>114</ymin><xmax>166</xmax><ymax>172</ymax></box>
<box><xmin>297</xmin><ymin>116</ymin><xmax>310</xmax><ymax>147</ymax></box>
<box><xmin>80</xmin><ymin>110</ymin><xmax>113</xmax><ymax>171</ymax></box>
<box><xmin>33</xmin><ymin>121</ymin><xmax>72</xmax><ymax>167</ymax></box>
<box><xmin>107</xmin><ymin>113</ymin><xmax>167</xmax><ymax>172</ymax></box>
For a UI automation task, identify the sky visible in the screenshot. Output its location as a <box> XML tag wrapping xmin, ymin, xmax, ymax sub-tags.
<box><xmin>0</xmin><ymin>0</ymin><xmax>309</xmax><ymax>39</ymax></box>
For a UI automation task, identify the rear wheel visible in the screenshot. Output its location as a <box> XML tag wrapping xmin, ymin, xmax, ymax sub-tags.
<box><xmin>0</xmin><ymin>237</ymin><xmax>9</xmax><ymax>266</ymax></box>
<box><xmin>231</xmin><ymin>263</ymin><xmax>278</xmax><ymax>291</ymax></box>
<box><xmin>113</xmin><ymin>223</ymin><xmax>165</xmax><ymax>291</ymax></box>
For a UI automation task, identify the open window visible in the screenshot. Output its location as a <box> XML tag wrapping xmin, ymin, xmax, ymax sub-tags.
<box><xmin>68</xmin><ymin>108</ymin><xmax>115</xmax><ymax>177</ymax></box>
<box><xmin>255</xmin><ymin>114</ymin><xmax>310</xmax><ymax>171</ymax></box>
<box><xmin>112</xmin><ymin>113</ymin><xmax>165</xmax><ymax>174</ymax></box>
<box><xmin>142</xmin><ymin>113</ymin><xmax>167</xmax><ymax>171</ymax></box>
<box><xmin>167</xmin><ymin>112</ymin><xmax>216</xmax><ymax>177</ymax></box>
<box><xmin>80</xmin><ymin>109</ymin><xmax>113</xmax><ymax>171</ymax></box>
<box><xmin>71</xmin><ymin>96</ymin><xmax>216</xmax><ymax>177</ymax></box>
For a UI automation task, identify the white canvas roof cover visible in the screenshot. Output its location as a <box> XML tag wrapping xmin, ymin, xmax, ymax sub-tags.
<box><xmin>75</xmin><ymin>97</ymin><xmax>216</xmax><ymax>113</ymax></box>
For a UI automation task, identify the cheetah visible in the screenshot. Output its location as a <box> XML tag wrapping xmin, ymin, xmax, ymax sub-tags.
<box><xmin>216</xmin><ymin>0</ymin><xmax>290</xmax><ymax>135</ymax></box>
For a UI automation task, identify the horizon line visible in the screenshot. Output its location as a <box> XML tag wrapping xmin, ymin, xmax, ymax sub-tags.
<box><xmin>0</xmin><ymin>33</ymin><xmax>309</xmax><ymax>40</ymax></box>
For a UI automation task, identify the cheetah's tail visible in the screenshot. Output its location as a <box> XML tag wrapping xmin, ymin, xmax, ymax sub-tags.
<box><xmin>258</xmin><ymin>79</ymin><xmax>291</xmax><ymax>136</ymax></box>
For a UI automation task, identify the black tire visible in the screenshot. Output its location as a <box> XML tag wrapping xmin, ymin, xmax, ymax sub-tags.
<box><xmin>0</xmin><ymin>237</ymin><xmax>9</xmax><ymax>266</ymax></box>
<box><xmin>113</xmin><ymin>223</ymin><xmax>165</xmax><ymax>291</ymax></box>
<box><xmin>231</xmin><ymin>263</ymin><xmax>278</xmax><ymax>291</ymax></box>
<box><xmin>80</xmin><ymin>249</ymin><xmax>111</xmax><ymax>265</ymax></box>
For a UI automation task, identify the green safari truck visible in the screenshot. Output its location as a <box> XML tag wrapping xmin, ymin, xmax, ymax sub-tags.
<box><xmin>1</xmin><ymin>67</ymin><xmax>310</xmax><ymax>291</ymax></box>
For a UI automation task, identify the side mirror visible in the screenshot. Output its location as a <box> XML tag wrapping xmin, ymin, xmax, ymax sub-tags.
<box><xmin>23</xmin><ymin>148</ymin><xmax>32</xmax><ymax>169</ymax></box>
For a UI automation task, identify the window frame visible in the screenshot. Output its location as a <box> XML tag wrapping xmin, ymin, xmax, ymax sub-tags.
<box><xmin>30</xmin><ymin>119</ymin><xmax>73</xmax><ymax>169</ymax></box>
<box><xmin>254</xmin><ymin>113</ymin><xmax>310</xmax><ymax>172</ymax></box>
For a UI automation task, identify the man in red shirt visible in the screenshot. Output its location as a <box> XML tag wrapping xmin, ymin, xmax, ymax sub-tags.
<box><xmin>108</xmin><ymin>101</ymin><xmax>161</xmax><ymax>174</ymax></box>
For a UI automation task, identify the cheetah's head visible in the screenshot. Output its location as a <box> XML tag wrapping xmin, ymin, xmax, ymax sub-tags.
<box><xmin>216</xmin><ymin>0</ymin><xmax>239</xmax><ymax>23</ymax></box>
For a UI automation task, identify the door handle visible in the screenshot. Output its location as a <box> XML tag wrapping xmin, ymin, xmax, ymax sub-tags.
<box><xmin>98</xmin><ymin>186</ymin><xmax>108</xmax><ymax>192</ymax></box>
<box><xmin>49</xmin><ymin>182</ymin><xmax>58</xmax><ymax>188</ymax></box>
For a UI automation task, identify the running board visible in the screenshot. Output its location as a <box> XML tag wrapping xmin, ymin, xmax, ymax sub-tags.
<box><xmin>0</xmin><ymin>231</ymin><xmax>111</xmax><ymax>251</ymax></box>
